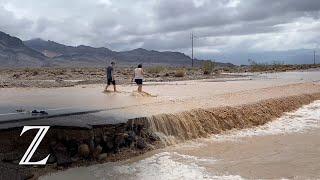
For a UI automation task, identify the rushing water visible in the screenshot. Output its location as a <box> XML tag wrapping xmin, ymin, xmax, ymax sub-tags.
<box><xmin>231</xmin><ymin>70</ymin><xmax>320</xmax><ymax>83</ymax></box>
<box><xmin>41</xmin><ymin>100</ymin><xmax>320</xmax><ymax>180</ymax></box>
<box><xmin>1</xmin><ymin>70</ymin><xmax>320</xmax><ymax>126</ymax></box>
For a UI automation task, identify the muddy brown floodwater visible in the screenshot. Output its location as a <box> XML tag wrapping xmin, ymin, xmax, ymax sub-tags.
<box><xmin>41</xmin><ymin>100</ymin><xmax>320</xmax><ymax>179</ymax></box>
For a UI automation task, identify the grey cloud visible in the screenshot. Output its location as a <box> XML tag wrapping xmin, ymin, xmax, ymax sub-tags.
<box><xmin>153</xmin><ymin>0</ymin><xmax>320</xmax><ymax>34</ymax></box>
<box><xmin>0</xmin><ymin>5</ymin><xmax>33</xmax><ymax>38</ymax></box>
<box><xmin>0</xmin><ymin>0</ymin><xmax>320</xmax><ymax>62</ymax></box>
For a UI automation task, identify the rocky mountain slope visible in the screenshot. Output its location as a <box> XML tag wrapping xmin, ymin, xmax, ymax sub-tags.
<box><xmin>0</xmin><ymin>31</ymin><xmax>235</xmax><ymax>67</ymax></box>
<box><xmin>0</xmin><ymin>32</ymin><xmax>49</xmax><ymax>67</ymax></box>
<box><xmin>24</xmin><ymin>38</ymin><xmax>198</xmax><ymax>67</ymax></box>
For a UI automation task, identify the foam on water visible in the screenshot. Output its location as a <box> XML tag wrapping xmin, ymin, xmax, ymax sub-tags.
<box><xmin>211</xmin><ymin>100</ymin><xmax>320</xmax><ymax>141</ymax></box>
<box><xmin>88</xmin><ymin>152</ymin><xmax>242</xmax><ymax>180</ymax></box>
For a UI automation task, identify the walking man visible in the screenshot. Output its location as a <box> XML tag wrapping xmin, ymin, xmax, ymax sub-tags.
<box><xmin>105</xmin><ymin>61</ymin><xmax>117</xmax><ymax>92</ymax></box>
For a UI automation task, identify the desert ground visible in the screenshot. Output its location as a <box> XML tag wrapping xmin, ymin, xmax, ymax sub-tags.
<box><xmin>1</xmin><ymin>64</ymin><xmax>320</xmax><ymax>88</ymax></box>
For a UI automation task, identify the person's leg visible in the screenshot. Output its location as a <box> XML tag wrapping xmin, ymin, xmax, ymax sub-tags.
<box><xmin>105</xmin><ymin>79</ymin><xmax>111</xmax><ymax>91</ymax></box>
<box><xmin>134</xmin><ymin>79</ymin><xmax>138</xmax><ymax>92</ymax></box>
<box><xmin>137</xmin><ymin>79</ymin><xmax>143</xmax><ymax>92</ymax></box>
<box><xmin>140</xmin><ymin>79</ymin><xmax>143</xmax><ymax>92</ymax></box>
<box><xmin>112</xmin><ymin>80</ymin><xmax>117</xmax><ymax>92</ymax></box>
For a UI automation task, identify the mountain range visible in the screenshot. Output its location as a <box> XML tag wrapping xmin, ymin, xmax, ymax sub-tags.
<box><xmin>1</xmin><ymin>30</ymin><xmax>319</xmax><ymax>68</ymax></box>
<box><xmin>24</xmin><ymin>38</ymin><xmax>196</xmax><ymax>67</ymax></box>
<box><xmin>0</xmin><ymin>31</ymin><xmax>236</xmax><ymax>68</ymax></box>
<box><xmin>0</xmin><ymin>31</ymin><xmax>49</xmax><ymax>67</ymax></box>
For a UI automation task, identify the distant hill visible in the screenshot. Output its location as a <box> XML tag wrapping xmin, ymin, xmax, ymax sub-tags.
<box><xmin>24</xmin><ymin>38</ymin><xmax>116</xmax><ymax>66</ymax></box>
<box><xmin>24</xmin><ymin>38</ymin><xmax>236</xmax><ymax>67</ymax></box>
<box><xmin>0</xmin><ymin>32</ymin><xmax>49</xmax><ymax>67</ymax></box>
<box><xmin>24</xmin><ymin>38</ymin><xmax>197</xmax><ymax>67</ymax></box>
<box><xmin>0</xmin><ymin>31</ymin><xmax>236</xmax><ymax>68</ymax></box>
<box><xmin>114</xmin><ymin>48</ymin><xmax>195</xmax><ymax>66</ymax></box>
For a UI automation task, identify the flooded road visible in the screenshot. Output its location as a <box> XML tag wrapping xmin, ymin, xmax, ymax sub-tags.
<box><xmin>1</xmin><ymin>70</ymin><xmax>320</xmax><ymax>179</ymax></box>
<box><xmin>41</xmin><ymin>100</ymin><xmax>320</xmax><ymax>179</ymax></box>
<box><xmin>0</xmin><ymin>85</ymin><xmax>152</xmax><ymax>114</ymax></box>
<box><xmin>2</xmin><ymin>70</ymin><xmax>320</xmax><ymax>113</ymax></box>
<box><xmin>1</xmin><ymin>70</ymin><xmax>320</xmax><ymax>124</ymax></box>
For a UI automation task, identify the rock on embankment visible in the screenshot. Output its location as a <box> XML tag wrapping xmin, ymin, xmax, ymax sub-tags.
<box><xmin>0</xmin><ymin>123</ymin><xmax>160</xmax><ymax>179</ymax></box>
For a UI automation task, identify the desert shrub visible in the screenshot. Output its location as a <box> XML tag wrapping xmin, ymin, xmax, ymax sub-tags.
<box><xmin>174</xmin><ymin>69</ymin><xmax>185</xmax><ymax>77</ymax></box>
<box><xmin>248</xmin><ymin>59</ymin><xmax>288</xmax><ymax>72</ymax></box>
<box><xmin>24</xmin><ymin>68</ymin><xmax>32</xmax><ymax>73</ymax></box>
<box><xmin>186</xmin><ymin>67</ymin><xmax>197</xmax><ymax>71</ymax></box>
<box><xmin>221</xmin><ymin>67</ymin><xmax>231</xmax><ymax>73</ymax></box>
<box><xmin>271</xmin><ymin>61</ymin><xmax>285</xmax><ymax>71</ymax></box>
<box><xmin>202</xmin><ymin>60</ymin><xmax>215</xmax><ymax>75</ymax></box>
<box><xmin>24</xmin><ymin>68</ymin><xmax>40</xmax><ymax>76</ymax></box>
<box><xmin>12</xmin><ymin>73</ymin><xmax>20</xmax><ymax>78</ymax></box>
<box><xmin>248</xmin><ymin>59</ymin><xmax>268</xmax><ymax>72</ymax></box>
<box><xmin>55</xmin><ymin>68</ymin><xmax>67</xmax><ymax>75</ymax></box>
<box><xmin>147</xmin><ymin>66</ymin><xmax>166</xmax><ymax>74</ymax></box>
<box><xmin>31</xmin><ymin>70</ymin><xmax>39</xmax><ymax>76</ymax></box>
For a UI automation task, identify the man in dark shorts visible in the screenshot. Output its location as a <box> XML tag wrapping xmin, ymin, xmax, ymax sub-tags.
<box><xmin>104</xmin><ymin>62</ymin><xmax>117</xmax><ymax>92</ymax></box>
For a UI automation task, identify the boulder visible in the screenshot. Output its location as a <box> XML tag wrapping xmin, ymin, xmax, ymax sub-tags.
<box><xmin>98</xmin><ymin>153</ymin><xmax>108</xmax><ymax>161</ymax></box>
<box><xmin>51</xmin><ymin>143</ymin><xmax>72</xmax><ymax>166</ymax></box>
<box><xmin>115</xmin><ymin>133</ymin><xmax>128</xmax><ymax>148</ymax></box>
<box><xmin>78</xmin><ymin>144</ymin><xmax>90</xmax><ymax>157</ymax></box>
<box><xmin>136</xmin><ymin>138</ymin><xmax>147</xmax><ymax>149</ymax></box>
<box><xmin>93</xmin><ymin>145</ymin><xmax>103</xmax><ymax>159</ymax></box>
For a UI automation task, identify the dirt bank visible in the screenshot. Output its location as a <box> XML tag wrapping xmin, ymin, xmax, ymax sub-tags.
<box><xmin>1</xmin><ymin>93</ymin><xmax>320</xmax><ymax>179</ymax></box>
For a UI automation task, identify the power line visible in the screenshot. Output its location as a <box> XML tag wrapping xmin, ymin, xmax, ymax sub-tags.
<box><xmin>191</xmin><ymin>32</ymin><xmax>194</xmax><ymax>67</ymax></box>
<box><xmin>190</xmin><ymin>33</ymin><xmax>217</xmax><ymax>67</ymax></box>
<box><xmin>314</xmin><ymin>50</ymin><xmax>316</xmax><ymax>65</ymax></box>
<box><xmin>191</xmin><ymin>32</ymin><xmax>199</xmax><ymax>67</ymax></box>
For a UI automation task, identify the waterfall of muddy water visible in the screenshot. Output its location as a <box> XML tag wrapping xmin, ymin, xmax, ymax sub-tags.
<box><xmin>41</xmin><ymin>100</ymin><xmax>320</xmax><ymax>179</ymax></box>
<box><xmin>140</xmin><ymin>93</ymin><xmax>320</xmax><ymax>145</ymax></box>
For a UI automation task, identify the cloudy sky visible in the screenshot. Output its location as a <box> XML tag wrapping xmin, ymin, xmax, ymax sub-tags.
<box><xmin>0</xmin><ymin>0</ymin><xmax>320</xmax><ymax>64</ymax></box>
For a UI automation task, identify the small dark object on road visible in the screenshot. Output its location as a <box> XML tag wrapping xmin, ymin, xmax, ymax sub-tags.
<box><xmin>40</xmin><ymin>110</ymin><xmax>49</xmax><ymax>115</ymax></box>
<box><xmin>31</xmin><ymin>110</ymin><xmax>39</xmax><ymax>114</ymax></box>
<box><xmin>31</xmin><ymin>110</ymin><xmax>48</xmax><ymax>115</ymax></box>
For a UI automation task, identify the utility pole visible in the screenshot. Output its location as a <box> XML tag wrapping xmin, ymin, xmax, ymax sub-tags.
<box><xmin>191</xmin><ymin>32</ymin><xmax>194</xmax><ymax>67</ymax></box>
<box><xmin>314</xmin><ymin>50</ymin><xmax>316</xmax><ymax>65</ymax></box>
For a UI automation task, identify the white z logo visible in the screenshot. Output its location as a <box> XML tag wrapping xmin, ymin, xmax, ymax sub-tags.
<box><xmin>19</xmin><ymin>126</ymin><xmax>50</xmax><ymax>165</ymax></box>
